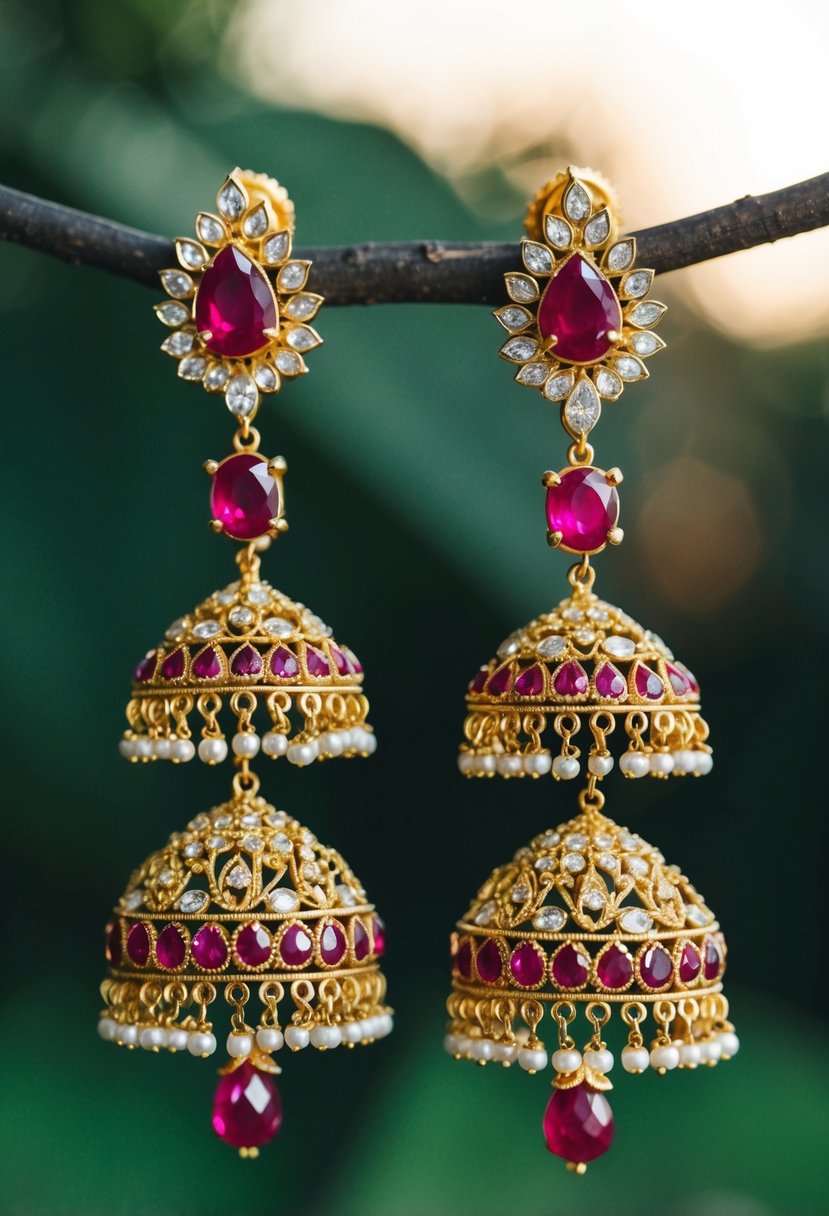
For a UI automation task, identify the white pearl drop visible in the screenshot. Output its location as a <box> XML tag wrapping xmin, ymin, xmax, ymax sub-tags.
<box><xmin>649</xmin><ymin>1044</ymin><xmax>680</xmax><ymax>1071</ymax></box>
<box><xmin>620</xmin><ymin>751</ymin><xmax>650</xmax><ymax>778</ymax></box>
<box><xmin>649</xmin><ymin>752</ymin><xmax>675</xmax><ymax>774</ymax></box>
<box><xmin>97</xmin><ymin>1017</ymin><xmax>116</xmax><ymax>1041</ymax></box>
<box><xmin>338</xmin><ymin>729</ymin><xmax>354</xmax><ymax>750</ymax></box>
<box><xmin>524</xmin><ymin>753</ymin><xmax>553</xmax><ymax>776</ymax></box>
<box><xmin>119</xmin><ymin>1025</ymin><xmax>139</xmax><ymax>1046</ymax></box>
<box><xmin>552</xmin><ymin>1048</ymin><xmax>582</xmax><ymax>1074</ymax></box>
<box><xmin>134</xmin><ymin>738</ymin><xmax>153</xmax><ymax>760</ymax></box>
<box><xmin>454</xmin><ymin>1035</ymin><xmax>473</xmax><ymax>1056</ymax></box>
<box><xmin>262</xmin><ymin>731</ymin><xmax>288</xmax><ymax>757</ymax></box>
<box><xmin>256</xmin><ymin>1027</ymin><xmax>284</xmax><ymax>1052</ymax></box>
<box><xmin>698</xmin><ymin>1038</ymin><xmax>722</xmax><ymax>1063</ymax></box>
<box><xmin>471</xmin><ymin>1039</ymin><xmax>494</xmax><ymax>1061</ymax></box>
<box><xmin>496</xmin><ymin>754</ymin><xmax>523</xmax><ymax>775</ymax></box>
<box><xmin>584</xmin><ymin>1048</ymin><xmax>614</xmax><ymax>1074</ymax></box>
<box><xmin>232</xmin><ymin>732</ymin><xmax>260</xmax><ymax>758</ymax></box>
<box><xmin>140</xmin><ymin>1026</ymin><xmax>166</xmax><ymax>1051</ymax></box>
<box><xmin>226</xmin><ymin>1032</ymin><xmax>253</xmax><ymax>1058</ymax></box>
<box><xmin>588</xmin><ymin>753</ymin><xmax>614</xmax><ymax>776</ymax></box>
<box><xmin>458</xmin><ymin>754</ymin><xmax>474</xmax><ymax>774</ymax></box>
<box><xmin>621</xmin><ymin>1046</ymin><xmax>650</xmax><ymax>1074</ymax></box>
<box><xmin>363</xmin><ymin>732</ymin><xmax>378</xmax><ymax>755</ymax></box>
<box><xmin>153</xmin><ymin>737</ymin><xmax>172</xmax><ymax>759</ymax></box>
<box><xmin>718</xmin><ymin>1031</ymin><xmax>740</xmax><ymax>1058</ymax></box>
<box><xmin>167</xmin><ymin>1028</ymin><xmax>189</xmax><ymax>1052</ymax></box>
<box><xmin>672</xmin><ymin>749</ymin><xmax>693</xmax><ymax>773</ymax></box>
<box><xmin>518</xmin><ymin>1047</ymin><xmax>548</xmax><ymax>1072</ymax></box>
<box><xmin>679</xmin><ymin>1042</ymin><xmax>701</xmax><ymax>1068</ymax></box>
<box><xmin>494</xmin><ymin>1042</ymin><xmax>518</xmax><ymax>1064</ymax></box>
<box><xmin>118</xmin><ymin>739</ymin><xmax>133</xmax><ymax>759</ymax></box>
<box><xmin>287</xmin><ymin>741</ymin><xmax>317</xmax><ymax>767</ymax></box>
<box><xmin>478</xmin><ymin>753</ymin><xmax>496</xmax><ymax>773</ymax></box>
<box><xmin>171</xmin><ymin>738</ymin><xmax>195</xmax><ymax>762</ymax></box>
<box><xmin>310</xmin><ymin>1025</ymin><xmax>342</xmax><ymax>1049</ymax></box>
<box><xmin>198</xmin><ymin>737</ymin><xmax>227</xmax><ymax>764</ymax></box>
<box><xmin>320</xmin><ymin>731</ymin><xmax>345</xmax><ymax>757</ymax></box>
<box><xmin>695</xmin><ymin>752</ymin><xmax>714</xmax><ymax>774</ymax></box>
<box><xmin>343</xmin><ymin>1022</ymin><xmax>365</xmax><ymax>1045</ymax></box>
<box><xmin>187</xmin><ymin>1031</ymin><xmax>216</xmax><ymax>1057</ymax></box>
<box><xmin>284</xmin><ymin>1025</ymin><xmax>310</xmax><ymax>1050</ymax></box>
<box><xmin>552</xmin><ymin>755</ymin><xmax>580</xmax><ymax>780</ymax></box>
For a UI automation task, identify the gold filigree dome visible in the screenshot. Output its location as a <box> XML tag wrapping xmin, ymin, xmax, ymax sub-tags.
<box><xmin>122</xmin><ymin>574</ymin><xmax>374</xmax><ymax>767</ymax></box>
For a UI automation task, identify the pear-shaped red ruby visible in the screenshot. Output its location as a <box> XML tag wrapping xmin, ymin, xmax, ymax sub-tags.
<box><xmin>195</xmin><ymin>246</ymin><xmax>276</xmax><ymax>358</ymax></box>
<box><xmin>538</xmin><ymin>254</ymin><xmax>622</xmax><ymax>364</ymax></box>
<box><xmin>212</xmin><ymin>1060</ymin><xmax>282</xmax><ymax>1149</ymax></box>
<box><xmin>543</xmin><ymin>1083</ymin><xmax>614</xmax><ymax>1166</ymax></box>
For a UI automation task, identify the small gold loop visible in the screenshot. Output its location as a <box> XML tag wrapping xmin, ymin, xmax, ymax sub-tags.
<box><xmin>567</xmin><ymin>558</ymin><xmax>596</xmax><ymax>591</ymax></box>
<box><xmin>232</xmin><ymin>769</ymin><xmax>260</xmax><ymax>797</ymax></box>
<box><xmin>585</xmin><ymin>1001</ymin><xmax>611</xmax><ymax>1031</ymax></box>
<box><xmin>621</xmin><ymin>1001</ymin><xmax>646</xmax><ymax>1030</ymax></box>
<box><xmin>234</xmin><ymin>425</ymin><xmax>261</xmax><ymax>453</ymax></box>
<box><xmin>578</xmin><ymin>783</ymin><xmax>605</xmax><ymax>813</ymax></box>
<box><xmin>567</xmin><ymin>441</ymin><xmax>595</xmax><ymax>466</ymax></box>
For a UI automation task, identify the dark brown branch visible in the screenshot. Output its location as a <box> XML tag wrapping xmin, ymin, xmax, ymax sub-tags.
<box><xmin>1</xmin><ymin>173</ymin><xmax>828</xmax><ymax>305</ymax></box>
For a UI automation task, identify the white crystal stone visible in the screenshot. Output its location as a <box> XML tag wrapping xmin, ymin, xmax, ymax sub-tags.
<box><xmin>545</xmin><ymin>214</ymin><xmax>573</xmax><ymax>249</ymax></box>
<box><xmin>336</xmin><ymin>884</ymin><xmax>358</xmax><ymax>907</ymax></box>
<box><xmin>522</xmin><ymin>241</ymin><xmax>553</xmax><ymax>274</ymax></box>
<box><xmin>274</xmin><ymin>351</ymin><xmax>302</xmax><ymax>375</ymax></box>
<box><xmin>277</xmin><ymin>261</ymin><xmax>308</xmax><ymax>291</ymax></box>
<box><xmin>225</xmin><ymin>372</ymin><xmax>259</xmax><ymax>418</ymax></box>
<box><xmin>505</xmin><ymin>274</ymin><xmax>538</xmax><ymax>303</ymax></box>
<box><xmin>207</xmin><ymin>835</ymin><xmax>226</xmax><ymax>850</ymax></box>
<box><xmin>515</xmin><ymin>362</ymin><xmax>548</xmax><ymax>386</ymax></box>
<box><xmin>603</xmin><ymin>635</ymin><xmax>635</xmax><ymax>658</ymax></box>
<box><xmin>536</xmin><ymin>635</ymin><xmax>566</xmax><ymax>659</ymax></box>
<box><xmin>226</xmin><ymin>863</ymin><xmax>252</xmax><ymax>889</ymax></box>
<box><xmin>263</xmin><ymin>616</ymin><xmax>294</xmax><ymax>637</ymax></box>
<box><xmin>566</xmin><ymin>833</ymin><xmax>588</xmax><ymax>850</ymax></box>
<box><xmin>266</xmin><ymin>810</ymin><xmax>288</xmax><ymax>827</ymax></box>
<box><xmin>178</xmin><ymin>355</ymin><xmax>206</xmax><ymax>381</ymax></box>
<box><xmin>243</xmin><ymin>835</ymin><xmax>264</xmax><ymax>853</ymax></box>
<box><xmin>217</xmin><ymin>180</ymin><xmax>246</xmax><ymax>220</ymax></box>
<box><xmin>685</xmin><ymin>903</ymin><xmax>708</xmax><ymax>927</ymax></box>
<box><xmin>156</xmin><ymin>300</ymin><xmax>190</xmax><ymax>326</ymax></box>
<box><xmin>161</xmin><ymin>270</ymin><xmax>194</xmax><ymax>299</ymax></box>
<box><xmin>178</xmin><ymin>240</ymin><xmax>206</xmax><ymax>270</ymax></box>
<box><xmin>627</xmin><ymin>857</ymin><xmax>649</xmax><ymax>877</ymax></box>
<box><xmin>193</xmin><ymin>620</ymin><xmax>220</xmax><ymax>638</ymax></box>
<box><xmin>501</xmin><ymin>336</ymin><xmax>539</xmax><ymax>362</ymax></box>
<box><xmin>243</xmin><ymin>202</ymin><xmax>269</xmax><ymax>238</ymax></box>
<box><xmin>511</xmin><ymin>883</ymin><xmax>531</xmax><ymax>903</ymax></box>
<box><xmin>497</xmin><ymin>631</ymin><xmax>522</xmax><ymax>658</ymax></box>
<box><xmin>286</xmin><ymin>326</ymin><xmax>320</xmax><ymax>352</ymax></box>
<box><xmin>533</xmin><ymin>906</ymin><xmax>566</xmax><ymax>931</ymax></box>
<box><xmin>196</xmin><ymin>213</ymin><xmax>225</xmax><ymax>244</ymax></box>
<box><xmin>564</xmin><ymin>180</ymin><xmax>590</xmax><ymax>221</ymax></box>
<box><xmin>254</xmin><ymin>363</ymin><xmax>278</xmax><ymax>391</ymax></box>
<box><xmin>229</xmin><ymin>606</ymin><xmax>254</xmax><ymax>628</ymax></box>
<box><xmin>597</xmin><ymin>852</ymin><xmax>618</xmax><ymax>872</ymax></box>
<box><xmin>543</xmin><ymin>371</ymin><xmax>574</xmax><ymax>402</ymax></box>
<box><xmin>561</xmin><ymin>606</ymin><xmax>583</xmax><ymax>621</ymax></box>
<box><xmin>183</xmin><ymin>841</ymin><xmax>203</xmax><ymax>858</ymax></box>
<box><xmin>165</xmin><ymin>618</ymin><xmax>187</xmax><ymax>640</ymax></box>
<box><xmin>594</xmin><ymin>832</ymin><xmax>615</xmax><ymax>847</ymax></box>
<box><xmin>583</xmin><ymin>889</ymin><xmax>606</xmax><ymax>911</ymax></box>
<box><xmin>563</xmin><ymin>852</ymin><xmax>585</xmax><ymax>873</ymax></box>
<box><xmin>622</xmin><ymin>270</ymin><xmax>652</xmax><ymax>298</ymax></box>
<box><xmin>584</xmin><ymin>209</ymin><xmax>610</xmax><ymax>246</ymax></box>
<box><xmin>618</xmin><ymin>833</ymin><xmax>640</xmax><ymax>850</ymax></box>
<box><xmin>122</xmin><ymin>891</ymin><xmax>144</xmax><ymax>910</ymax></box>
<box><xmin>573</xmin><ymin>628</ymin><xmax>595</xmax><ymax>645</ymax></box>
<box><xmin>162</xmin><ymin>330</ymin><xmax>195</xmax><ymax>356</ymax></box>
<box><xmin>268</xmin><ymin>887</ymin><xmax>299</xmax><ymax>912</ymax></box>
<box><xmin>263</xmin><ymin>232</ymin><xmax>290</xmax><ymax>264</ymax></box>
<box><xmin>596</xmin><ymin>368</ymin><xmax>623</xmax><ymax>400</ymax></box>
<box><xmin>606</xmin><ymin>240</ymin><xmax>634</xmax><ymax>271</ymax></box>
<box><xmin>179</xmin><ymin>890</ymin><xmax>208</xmax><ymax>913</ymax></box>
<box><xmin>284</xmin><ymin>293</ymin><xmax>319</xmax><ymax>320</ymax></box>
<box><xmin>539</xmin><ymin>831</ymin><xmax>560</xmax><ymax>847</ymax></box>
<box><xmin>619</xmin><ymin>908</ymin><xmax>654</xmax><ymax>933</ymax></box>
<box><xmin>629</xmin><ymin>301</ymin><xmax>665</xmax><ymax>327</ymax></box>
<box><xmin>246</xmin><ymin>584</ymin><xmax>269</xmax><ymax>605</ymax></box>
<box><xmin>273</xmin><ymin>833</ymin><xmax>293</xmax><ymax>854</ymax></box>
<box><xmin>205</xmin><ymin>364</ymin><xmax>229</xmax><ymax>391</ymax></box>
<box><xmin>534</xmin><ymin>856</ymin><xmax>555</xmax><ymax>871</ymax></box>
<box><xmin>630</xmin><ymin>331</ymin><xmax>661</xmax><ymax>356</ymax></box>
<box><xmin>498</xmin><ymin>305</ymin><xmax>531</xmax><ymax>331</ymax></box>
<box><xmin>213</xmin><ymin>817</ymin><xmax>232</xmax><ymax>833</ymax></box>
<box><xmin>615</xmin><ymin>355</ymin><xmax>646</xmax><ymax>381</ymax></box>
<box><xmin>564</xmin><ymin>378</ymin><xmax>601</xmax><ymax>434</ymax></box>
<box><xmin>157</xmin><ymin>869</ymin><xmax>175</xmax><ymax>887</ymax></box>
<box><xmin>474</xmin><ymin>900</ymin><xmax>496</xmax><ymax>926</ymax></box>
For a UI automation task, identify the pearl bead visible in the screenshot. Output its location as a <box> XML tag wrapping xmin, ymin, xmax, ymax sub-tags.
<box><xmin>343</xmin><ymin>1022</ymin><xmax>365</xmax><ymax>1045</ymax></box>
<box><xmin>287</xmin><ymin>741</ymin><xmax>317</xmax><ymax>766</ymax></box>
<box><xmin>226</xmin><ymin>1032</ymin><xmax>253</xmax><ymax>1058</ymax></box>
<box><xmin>134</xmin><ymin>738</ymin><xmax>153</xmax><ymax>760</ymax></box>
<box><xmin>718</xmin><ymin>1031</ymin><xmax>740</xmax><ymax>1058</ymax></box>
<box><xmin>170</xmin><ymin>738</ymin><xmax>195</xmax><ymax>762</ymax></box>
<box><xmin>588</xmin><ymin>753</ymin><xmax>614</xmax><ymax>777</ymax></box>
<box><xmin>187</xmin><ymin>1031</ymin><xmax>216</xmax><ymax>1057</ymax></box>
<box><xmin>552</xmin><ymin>755</ymin><xmax>580</xmax><ymax>780</ymax></box>
<box><xmin>621</xmin><ymin>1046</ymin><xmax>649</xmax><ymax>1074</ymax></box>
<box><xmin>378</xmin><ymin>1014</ymin><xmax>393</xmax><ymax>1037</ymax></box>
<box><xmin>584</xmin><ymin>1048</ymin><xmax>614</xmax><ymax>1074</ymax></box>
<box><xmin>118</xmin><ymin>1024</ymin><xmax>138</xmax><ymax>1046</ymax></box>
<box><xmin>262</xmin><ymin>731</ymin><xmax>288</xmax><ymax>757</ymax></box>
<box><xmin>620</xmin><ymin>751</ymin><xmax>650</xmax><ymax>778</ymax></box>
<box><xmin>338</xmin><ymin>729</ymin><xmax>354</xmax><ymax>750</ymax></box>
<box><xmin>320</xmin><ymin>731</ymin><xmax>345</xmax><ymax>757</ymax></box>
<box><xmin>696</xmin><ymin>752</ymin><xmax>714</xmax><ymax>775</ymax></box>
<box><xmin>552</xmin><ymin>1048</ymin><xmax>582</xmax><ymax>1074</ymax></box>
<box><xmin>198</xmin><ymin>737</ymin><xmax>227</xmax><ymax>764</ymax></box>
<box><xmin>118</xmin><ymin>739</ymin><xmax>133</xmax><ymax>759</ymax></box>
<box><xmin>140</xmin><ymin>1026</ymin><xmax>166</xmax><ymax>1051</ymax></box>
<box><xmin>518</xmin><ymin>1047</ymin><xmax>548</xmax><ymax>1073</ymax></box>
<box><xmin>455</xmin><ymin>1035</ymin><xmax>473</xmax><ymax>1056</ymax></box>
<box><xmin>363</xmin><ymin>732</ymin><xmax>378</xmax><ymax>754</ymax></box>
<box><xmin>310</xmin><ymin>1025</ymin><xmax>342</xmax><ymax>1049</ymax></box>
<box><xmin>496</xmin><ymin>754</ymin><xmax>523</xmax><ymax>775</ymax></box>
<box><xmin>478</xmin><ymin>753</ymin><xmax>496</xmax><ymax>773</ymax></box>
<box><xmin>649</xmin><ymin>752</ymin><xmax>674</xmax><ymax>775</ymax></box>
<box><xmin>153</xmin><ymin>737</ymin><xmax>172</xmax><ymax>759</ymax></box>
<box><xmin>649</xmin><ymin>1044</ymin><xmax>680</xmax><ymax>1071</ymax></box>
<box><xmin>699</xmin><ymin>1038</ymin><xmax>722</xmax><ymax>1063</ymax></box>
<box><xmin>679</xmin><ymin>1042</ymin><xmax>701</xmax><ymax>1068</ymax></box>
<box><xmin>232</xmin><ymin>732</ymin><xmax>260</xmax><ymax>758</ymax></box>
<box><xmin>284</xmin><ymin>1025</ymin><xmax>310</xmax><ymax>1050</ymax></box>
<box><xmin>256</xmin><ymin>1027</ymin><xmax>284</xmax><ymax>1052</ymax></box>
<box><xmin>494</xmin><ymin>1042</ymin><xmax>518</xmax><ymax>1064</ymax></box>
<box><xmin>458</xmin><ymin>754</ymin><xmax>474</xmax><ymax>774</ymax></box>
<box><xmin>97</xmin><ymin>1017</ymin><xmax>116</xmax><ymax>1041</ymax></box>
<box><xmin>524</xmin><ymin>753</ymin><xmax>553</xmax><ymax>776</ymax></box>
<box><xmin>672</xmin><ymin>749</ymin><xmax>693</xmax><ymax>773</ymax></box>
<box><xmin>471</xmin><ymin>1039</ymin><xmax>494</xmax><ymax>1061</ymax></box>
<box><xmin>167</xmin><ymin>1028</ymin><xmax>189</xmax><ymax>1052</ymax></box>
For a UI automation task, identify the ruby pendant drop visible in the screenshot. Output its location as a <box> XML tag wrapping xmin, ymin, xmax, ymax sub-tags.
<box><xmin>212</xmin><ymin>1060</ymin><xmax>283</xmax><ymax>1150</ymax></box>
<box><xmin>543</xmin><ymin>1083</ymin><xmax>614</xmax><ymax>1168</ymax></box>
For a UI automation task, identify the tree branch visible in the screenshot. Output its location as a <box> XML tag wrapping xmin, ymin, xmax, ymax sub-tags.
<box><xmin>1</xmin><ymin>173</ymin><xmax>828</xmax><ymax>305</ymax></box>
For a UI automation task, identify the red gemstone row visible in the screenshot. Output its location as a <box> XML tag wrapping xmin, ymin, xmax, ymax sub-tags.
<box><xmin>452</xmin><ymin>932</ymin><xmax>725</xmax><ymax>994</ymax></box>
<box><xmin>107</xmin><ymin>915</ymin><xmax>385</xmax><ymax>973</ymax></box>
<box><xmin>469</xmin><ymin>657</ymin><xmax>699</xmax><ymax>702</ymax></box>
<box><xmin>134</xmin><ymin>641</ymin><xmax>363</xmax><ymax>685</ymax></box>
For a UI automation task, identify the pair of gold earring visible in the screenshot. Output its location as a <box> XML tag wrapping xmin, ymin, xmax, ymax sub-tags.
<box><xmin>99</xmin><ymin>167</ymin><xmax>736</xmax><ymax>1173</ymax></box>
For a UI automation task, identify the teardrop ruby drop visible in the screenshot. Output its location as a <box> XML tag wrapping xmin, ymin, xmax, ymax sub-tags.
<box><xmin>212</xmin><ymin>1060</ymin><xmax>283</xmax><ymax>1149</ymax></box>
<box><xmin>538</xmin><ymin>254</ymin><xmax>621</xmax><ymax>364</ymax></box>
<box><xmin>195</xmin><ymin>246</ymin><xmax>276</xmax><ymax>358</ymax></box>
<box><xmin>543</xmin><ymin>1083</ymin><xmax>614</xmax><ymax>1165</ymax></box>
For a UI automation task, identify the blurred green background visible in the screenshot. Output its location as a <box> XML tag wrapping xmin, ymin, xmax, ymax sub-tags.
<box><xmin>1</xmin><ymin>2</ymin><xmax>828</xmax><ymax>1214</ymax></box>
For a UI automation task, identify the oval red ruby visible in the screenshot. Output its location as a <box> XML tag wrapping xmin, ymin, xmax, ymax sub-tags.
<box><xmin>552</xmin><ymin>943</ymin><xmax>590</xmax><ymax>989</ymax></box>
<box><xmin>235</xmin><ymin>922</ymin><xmax>272</xmax><ymax>968</ymax></box>
<box><xmin>210</xmin><ymin>453</ymin><xmax>280</xmax><ymax>542</ymax></box>
<box><xmin>280</xmin><ymin>923</ymin><xmax>313</xmax><ymax>967</ymax></box>
<box><xmin>156</xmin><ymin>923</ymin><xmax>187</xmax><ymax>970</ymax></box>
<box><xmin>191</xmin><ymin>924</ymin><xmax>228</xmax><ymax>970</ymax></box>
<box><xmin>126</xmin><ymin>922</ymin><xmax>150</xmax><ymax>966</ymax></box>
<box><xmin>354</xmin><ymin>920</ymin><xmax>370</xmax><ymax>961</ymax></box>
<box><xmin>196</xmin><ymin>246</ymin><xmax>276</xmax><ymax>359</ymax></box>
<box><xmin>306</xmin><ymin>646</ymin><xmax>331</xmax><ymax>677</ymax></box>
<box><xmin>320</xmin><ymin>922</ymin><xmax>347</xmax><ymax>965</ymax></box>
<box><xmin>538</xmin><ymin>254</ymin><xmax>621</xmax><ymax>365</ymax></box>
<box><xmin>703</xmin><ymin>936</ymin><xmax>722</xmax><ymax>980</ymax></box>
<box><xmin>546</xmin><ymin>467</ymin><xmax>620</xmax><ymax>553</ymax></box>
<box><xmin>476</xmin><ymin>939</ymin><xmax>503</xmax><ymax>984</ymax></box>
<box><xmin>510</xmin><ymin>941</ymin><xmax>545</xmax><ymax>987</ymax></box>
<box><xmin>639</xmin><ymin>944</ymin><xmax>673</xmax><ymax>989</ymax></box>
<box><xmin>679</xmin><ymin>942</ymin><xmax>701</xmax><ymax>984</ymax></box>
<box><xmin>212</xmin><ymin>1060</ymin><xmax>282</xmax><ymax>1149</ymax></box>
<box><xmin>543</xmin><ymin>1083</ymin><xmax>614</xmax><ymax>1165</ymax></box>
<box><xmin>596</xmin><ymin>944</ymin><xmax>632</xmax><ymax>989</ymax></box>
